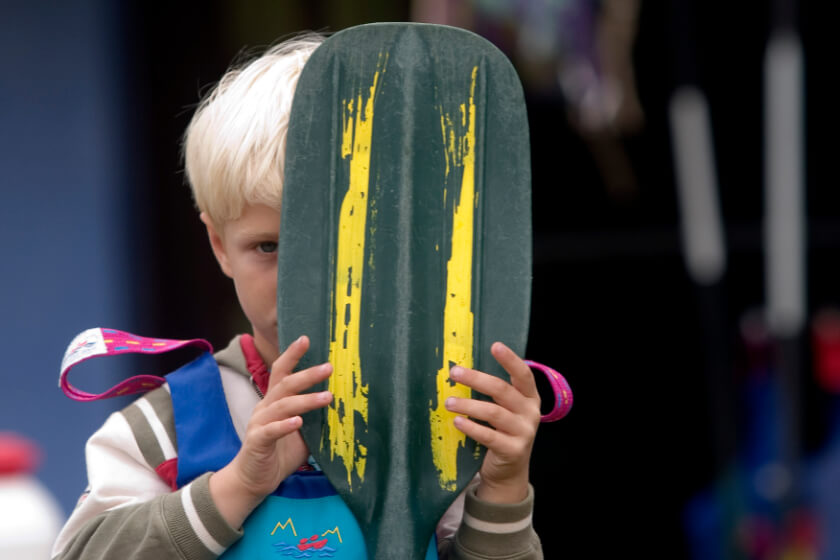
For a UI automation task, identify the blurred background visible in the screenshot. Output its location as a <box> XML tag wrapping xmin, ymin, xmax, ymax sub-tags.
<box><xmin>1</xmin><ymin>0</ymin><xmax>835</xmax><ymax>557</ymax></box>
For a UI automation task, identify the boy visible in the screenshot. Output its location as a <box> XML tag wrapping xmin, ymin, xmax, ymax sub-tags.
<box><xmin>53</xmin><ymin>33</ymin><xmax>543</xmax><ymax>559</ymax></box>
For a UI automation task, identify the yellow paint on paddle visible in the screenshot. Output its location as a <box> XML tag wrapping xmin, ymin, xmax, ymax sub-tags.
<box><xmin>327</xmin><ymin>59</ymin><xmax>386</xmax><ymax>487</ymax></box>
<box><xmin>430</xmin><ymin>66</ymin><xmax>479</xmax><ymax>491</ymax></box>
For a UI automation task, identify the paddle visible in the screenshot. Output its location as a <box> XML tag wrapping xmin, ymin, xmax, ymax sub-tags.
<box><xmin>276</xmin><ymin>23</ymin><xmax>532</xmax><ymax>559</ymax></box>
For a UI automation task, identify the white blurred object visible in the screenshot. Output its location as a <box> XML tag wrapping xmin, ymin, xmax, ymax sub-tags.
<box><xmin>0</xmin><ymin>433</ymin><xmax>65</xmax><ymax>560</ymax></box>
<box><xmin>764</xmin><ymin>30</ymin><xmax>805</xmax><ymax>338</ymax></box>
<box><xmin>669</xmin><ymin>85</ymin><xmax>726</xmax><ymax>285</ymax></box>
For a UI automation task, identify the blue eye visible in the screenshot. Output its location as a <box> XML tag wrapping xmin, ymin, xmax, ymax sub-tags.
<box><xmin>257</xmin><ymin>241</ymin><xmax>278</xmax><ymax>254</ymax></box>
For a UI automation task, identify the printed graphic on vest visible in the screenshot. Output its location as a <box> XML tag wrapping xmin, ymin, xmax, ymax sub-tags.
<box><xmin>271</xmin><ymin>517</ymin><xmax>343</xmax><ymax>557</ymax></box>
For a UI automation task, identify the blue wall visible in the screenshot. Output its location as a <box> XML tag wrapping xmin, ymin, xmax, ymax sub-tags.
<box><xmin>1</xmin><ymin>0</ymin><xmax>134</xmax><ymax>515</ymax></box>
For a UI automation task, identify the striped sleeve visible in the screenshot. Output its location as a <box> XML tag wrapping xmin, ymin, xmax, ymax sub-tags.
<box><xmin>446</xmin><ymin>484</ymin><xmax>543</xmax><ymax>560</ymax></box>
<box><xmin>52</xmin><ymin>388</ymin><xmax>242</xmax><ymax>560</ymax></box>
<box><xmin>163</xmin><ymin>473</ymin><xmax>242</xmax><ymax>558</ymax></box>
<box><xmin>121</xmin><ymin>386</ymin><xmax>178</xmax><ymax>468</ymax></box>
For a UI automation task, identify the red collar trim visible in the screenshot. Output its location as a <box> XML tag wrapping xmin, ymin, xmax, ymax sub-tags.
<box><xmin>239</xmin><ymin>334</ymin><xmax>269</xmax><ymax>395</ymax></box>
<box><xmin>239</xmin><ymin>335</ymin><xmax>311</xmax><ymax>472</ymax></box>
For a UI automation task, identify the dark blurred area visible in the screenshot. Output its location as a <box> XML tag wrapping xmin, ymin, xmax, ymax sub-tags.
<box><xmin>2</xmin><ymin>0</ymin><xmax>835</xmax><ymax>557</ymax></box>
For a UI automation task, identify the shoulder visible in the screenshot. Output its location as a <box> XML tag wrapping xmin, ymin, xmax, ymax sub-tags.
<box><xmin>116</xmin><ymin>385</ymin><xmax>178</xmax><ymax>477</ymax></box>
<box><xmin>214</xmin><ymin>335</ymin><xmax>249</xmax><ymax>377</ymax></box>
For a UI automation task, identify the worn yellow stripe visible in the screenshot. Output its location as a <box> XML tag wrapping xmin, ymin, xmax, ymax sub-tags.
<box><xmin>327</xmin><ymin>59</ymin><xmax>386</xmax><ymax>487</ymax></box>
<box><xmin>430</xmin><ymin>66</ymin><xmax>479</xmax><ymax>491</ymax></box>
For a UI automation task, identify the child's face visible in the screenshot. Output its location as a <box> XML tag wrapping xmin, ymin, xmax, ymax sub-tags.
<box><xmin>202</xmin><ymin>204</ymin><xmax>281</xmax><ymax>363</ymax></box>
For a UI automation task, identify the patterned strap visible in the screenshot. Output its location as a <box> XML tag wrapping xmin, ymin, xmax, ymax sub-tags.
<box><xmin>525</xmin><ymin>360</ymin><xmax>573</xmax><ymax>422</ymax></box>
<box><xmin>59</xmin><ymin>328</ymin><xmax>213</xmax><ymax>402</ymax></box>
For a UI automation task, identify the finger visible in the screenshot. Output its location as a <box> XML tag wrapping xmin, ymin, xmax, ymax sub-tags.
<box><xmin>445</xmin><ymin>397</ymin><xmax>526</xmax><ymax>435</ymax></box>
<box><xmin>255</xmin><ymin>416</ymin><xmax>303</xmax><ymax>445</ymax></box>
<box><xmin>449</xmin><ymin>365</ymin><xmax>531</xmax><ymax>415</ymax></box>
<box><xmin>491</xmin><ymin>342</ymin><xmax>540</xmax><ymax>400</ymax></box>
<box><xmin>267</xmin><ymin>335</ymin><xmax>310</xmax><ymax>392</ymax></box>
<box><xmin>254</xmin><ymin>390</ymin><xmax>333</xmax><ymax>426</ymax></box>
<box><xmin>453</xmin><ymin>416</ymin><xmax>528</xmax><ymax>457</ymax></box>
<box><xmin>264</xmin><ymin>362</ymin><xmax>332</xmax><ymax>402</ymax></box>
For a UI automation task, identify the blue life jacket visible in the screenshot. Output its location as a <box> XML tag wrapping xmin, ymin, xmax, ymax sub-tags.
<box><xmin>168</xmin><ymin>352</ymin><xmax>437</xmax><ymax>559</ymax></box>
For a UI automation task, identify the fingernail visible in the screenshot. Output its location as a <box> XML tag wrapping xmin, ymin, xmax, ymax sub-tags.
<box><xmin>320</xmin><ymin>363</ymin><xmax>332</xmax><ymax>374</ymax></box>
<box><xmin>450</xmin><ymin>366</ymin><xmax>463</xmax><ymax>380</ymax></box>
<box><xmin>445</xmin><ymin>397</ymin><xmax>455</xmax><ymax>410</ymax></box>
<box><xmin>453</xmin><ymin>415</ymin><xmax>464</xmax><ymax>428</ymax></box>
<box><xmin>319</xmin><ymin>391</ymin><xmax>332</xmax><ymax>401</ymax></box>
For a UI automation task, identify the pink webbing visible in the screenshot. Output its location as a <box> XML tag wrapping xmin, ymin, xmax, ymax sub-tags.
<box><xmin>59</xmin><ymin>328</ymin><xmax>213</xmax><ymax>402</ymax></box>
<box><xmin>525</xmin><ymin>360</ymin><xmax>574</xmax><ymax>422</ymax></box>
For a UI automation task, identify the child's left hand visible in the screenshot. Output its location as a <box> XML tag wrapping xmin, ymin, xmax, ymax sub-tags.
<box><xmin>445</xmin><ymin>342</ymin><xmax>541</xmax><ymax>503</ymax></box>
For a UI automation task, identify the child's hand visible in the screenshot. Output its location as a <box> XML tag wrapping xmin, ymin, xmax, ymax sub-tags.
<box><xmin>210</xmin><ymin>336</ymin><xmax>332</xmax><ymax>527</ymax></box>
<box><xmin>445</xmin><ymin>342</ymin><xmax>541</xmax><ymax>504</ymax></box>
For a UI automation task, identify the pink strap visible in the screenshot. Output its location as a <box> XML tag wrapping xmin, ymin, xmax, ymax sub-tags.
<box><xmin>59</xmin><ymin>328</ymin><xmax>213</xmax><ymax>402</ymax></box>
<box><xmin>525</xmin><ymin>360</ymin><xmax>573</xmax><ymax>422</ymax></box>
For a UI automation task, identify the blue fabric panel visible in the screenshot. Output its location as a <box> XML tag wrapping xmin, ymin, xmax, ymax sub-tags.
<box><xmin>274</xmin><ymin>471</ymin><xmax>338</xmax><ymax>499</ymax></box>
<box><xmin>168</xmin><ymin>352</ymin><xmax>241</xmax><ymax>488</ymax></box>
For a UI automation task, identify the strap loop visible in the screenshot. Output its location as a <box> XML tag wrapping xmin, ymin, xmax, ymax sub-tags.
<box><xmin>525</xmin><ymin>360</ymin><xmax>573</xmax><ymax>422</ymax></box>
<box><xmin>59</xmin><ymin>328</ymin><xmax>213</xmax><ymax>402</ymax></box>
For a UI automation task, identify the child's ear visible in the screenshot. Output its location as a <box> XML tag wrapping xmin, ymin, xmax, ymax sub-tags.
<box><xmin>200</xmin><ymin>212</ymin><xmax>233</xmax><ymax>278</ymax></box>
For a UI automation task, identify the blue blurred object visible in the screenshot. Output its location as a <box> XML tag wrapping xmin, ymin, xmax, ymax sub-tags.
<box><xmin>0</xmin><ymin>0</ymin><xmax>135</xmax><ymax>515</ymax></box>
<box><xmin>683</xmin><ymin>312</ymin><xmax>820</xmax><ymax>559</ymax></box>
<box><xmin>805</xmin><ymin>310</ymin><xmax>840</xmax><ymax>559</ymax></box>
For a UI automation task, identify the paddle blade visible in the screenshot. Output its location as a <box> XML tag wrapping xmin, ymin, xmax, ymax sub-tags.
<box><xmin>278</xmin><ymin>23</ymin><xmax>531</xmax><ymax>558</ymax></box>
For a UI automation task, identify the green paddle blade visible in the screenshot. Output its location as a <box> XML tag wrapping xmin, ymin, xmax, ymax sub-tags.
<box><xmin>278</xmin><ymin>22</ymin><xmax>531</xmax><ymax>559</ymax></box>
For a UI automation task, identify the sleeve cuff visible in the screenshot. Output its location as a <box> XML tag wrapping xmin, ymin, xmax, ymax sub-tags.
<box><xmin>162</xmin><ymin>473</ymin><xmax>243</xmax><ymax>559</ymax></box>
<box><xmin>454</xmin><ymin>483</ymin><xmax>541</xmax><ymax>559</ymax></box>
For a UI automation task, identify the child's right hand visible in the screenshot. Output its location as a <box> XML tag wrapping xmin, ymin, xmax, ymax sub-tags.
<box><xmin>209</xmin><ymin>335</ymin><xmax>332</xmax><ymax>528</ymax></box>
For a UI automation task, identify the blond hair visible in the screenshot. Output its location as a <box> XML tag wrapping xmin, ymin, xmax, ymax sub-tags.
<box><xmin>183</xmin><ymin>33</ymin><xmax>324</xmax><ymax>225</ymax></box>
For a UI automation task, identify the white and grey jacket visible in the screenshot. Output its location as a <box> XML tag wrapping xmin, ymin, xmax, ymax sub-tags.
<box><xmin>52</xmin><ymin>336</ymin><xmax>543</xmax><ymax>559</ymax></box>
